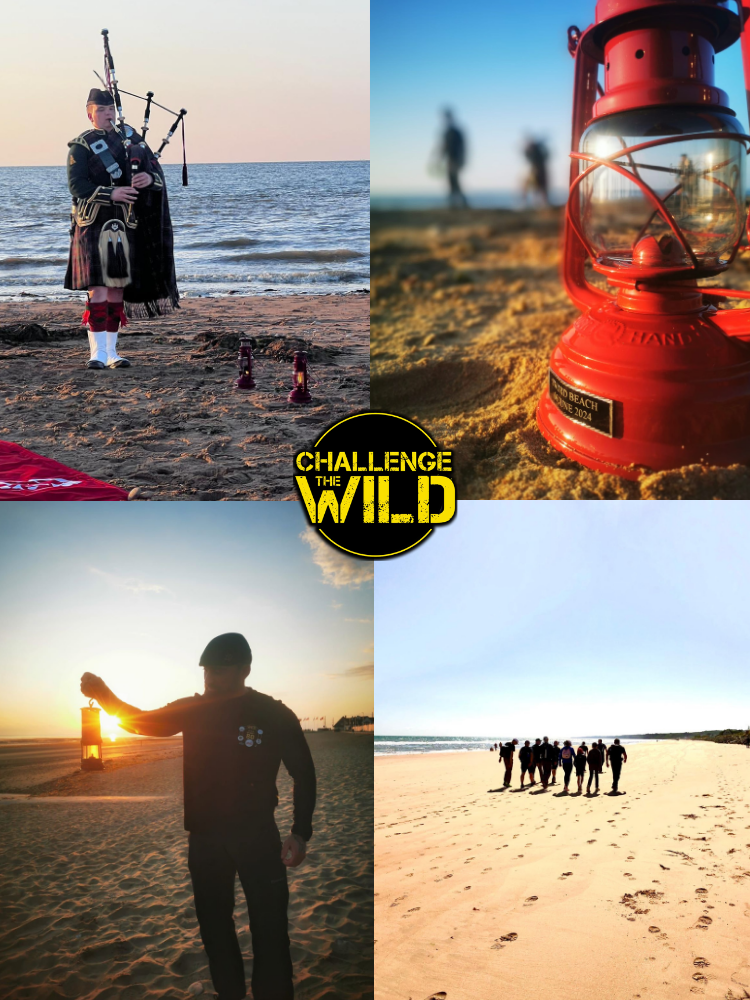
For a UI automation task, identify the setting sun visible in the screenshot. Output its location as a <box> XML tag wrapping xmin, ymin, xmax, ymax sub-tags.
<box><xmin>100</xmin><ymin>711</ymin><xmax>122</xmax><ymax>742</ymax></box>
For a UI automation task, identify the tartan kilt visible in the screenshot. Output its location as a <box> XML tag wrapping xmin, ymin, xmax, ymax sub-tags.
<box><xmin>63</xmin><ymin>206</ymin><xmax>135</xmax><ymax>291</ymax></box>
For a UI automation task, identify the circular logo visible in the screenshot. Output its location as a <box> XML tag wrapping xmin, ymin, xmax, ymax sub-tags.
<box><xmin>237</xmin><ymin>735</ymin><xmax>243</xmax><ymax>741</ymax></box>
<box><xmin>256</xmin><ymin>738</ymin><xmax>262</xmax><ymax>745</ymax></box>
<box><xmin>245</xmin><ymin>739</ymin><xmax>253</xmax><ymax>746</ymax></box>
<box><xmin>239</xmin><ymin>726</ymin><xmax>245</xmax><ymax>732</ymax></box>
<box><xmin>294</xmin><ymin>412</ymin><xmax>455</xmax><ymax>558</ymax></box>
<box><xmin>258</xmin><ymin>729</ymin><xmax>263</xmax><ymax>735</ymax></box>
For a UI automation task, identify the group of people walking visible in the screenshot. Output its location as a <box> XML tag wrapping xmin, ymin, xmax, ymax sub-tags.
<box><xmin>492</xmin><ymin>737</ymin><xmax>628</xmax><ymax>794</ymax></box>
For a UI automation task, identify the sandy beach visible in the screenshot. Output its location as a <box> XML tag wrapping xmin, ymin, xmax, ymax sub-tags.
<box><xmin>375</xmin><ymin>741</ymin><xmax>750</xmax><ymax>1000</ymax></box>
<box><xmin>371</xmin><ymin>208</ymin><xmax>750</xmax><ymax>499</ymax></box>
<box><xmin>0</xmin><ymin>294</ymin><xmax>369</xmax><ymax>500</ymax></box>
<box><xmin>0</xmin><ymin>731</ymin><xmax>373</xmax><ymax>1000</ymax></box>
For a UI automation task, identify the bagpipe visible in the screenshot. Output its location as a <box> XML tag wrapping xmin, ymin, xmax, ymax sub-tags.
<box><xmin>97</xmin><ymin>29</ymin><xmax>188</xmax><ymax>186</ymax></box>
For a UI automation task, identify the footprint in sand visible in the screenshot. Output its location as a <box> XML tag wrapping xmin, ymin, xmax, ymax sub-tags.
<box><xmin>525</xmin><ymin>896</ymin><xmax>538</xmax><ymax>903</ymax></box>
<box><xmin>422</xmin><ymin>993</ymin><xmax>447</xmax><ymax>1000</ymax></box>
<box><xmin>696</xmin><ymin>916</ymin><xmax>712</xmax><ymax>928</ymax></box>
<box><xmin>693</xmin><ymin>958</ymin><xmax>710</xmax><ymax>967</ymax></box>
<box><xmin>648</xmin><ymin>926</ymin><xmax>660</xmax><ymax>933</ymax></box>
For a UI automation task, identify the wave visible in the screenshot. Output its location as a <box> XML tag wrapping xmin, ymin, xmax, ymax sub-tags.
<box><xmin>0</xmin><ymin>256</ymin><xmax>68</xmax><ymax>268</ymax></box>
<box><xmin>184</xmin><ymin>237</ymin><xmax>261</xmax><ymax>249</ymax></box>
<box><xmin>225</xmin><ymin>249</ymin><xmax>368</xmax><ymax>263</ymax></box>
<box><xmin>375</xmin><ymin>739</ymin><xmax>493</xmax><ymax>745</ymax></box>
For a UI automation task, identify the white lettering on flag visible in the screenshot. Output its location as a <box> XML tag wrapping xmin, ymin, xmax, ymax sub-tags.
<box><xmin>0</xmin><ymin>478</ymin><xmax>84</xmax><ymax>492</ymax></box>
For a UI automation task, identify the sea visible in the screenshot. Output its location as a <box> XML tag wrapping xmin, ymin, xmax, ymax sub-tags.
<box><xmin>374</xmin><ymin>735</ymin><xmax>652</xmax><ymax>756</ymax></box>
<box><xmin>0</xmin><ymin>160</ymin><xmax>369</xmax><ymax>302</ymax></box>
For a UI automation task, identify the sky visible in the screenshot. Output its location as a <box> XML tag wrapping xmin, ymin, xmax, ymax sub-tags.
<box><xmin>376</xmin><ymin>502</ymin><xmax>750</xmax><ymax>737</ymax></box>
<box><xmin>371</xmin><ymin>0</ymin><xmax>750</xmax><ymax>197</ymax></box>
<box><xmin>0</xmin><ymin>0</ymin><xmax>369</xmax><ymax>166</ymax></box>
<box><xmin>0</xmin><ymin>504</ymin><xmax>373</xmax><ymax>738</ymax></box>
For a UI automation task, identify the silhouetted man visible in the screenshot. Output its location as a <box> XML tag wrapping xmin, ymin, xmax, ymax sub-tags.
<box><xmin>607</xmin><ymin>739</ymin><xmax>628</xmax><ymax>793</ymax></box>
<box><xmin>537</xmin><ymin>736</ymin><xmax>554</xmax><ymax>788</ymax></box>
<box><xmin>587</xmin><ymin>743</ymin><xmax>603</xmax><ymax>794</ymax></box>
<box><xmin>81</xmin><ymin>632</ymin><xmax>316</xmax><ymax>1000</ymax></box>
<box><xmin>518</xmin><ymin>740</ymin><xmax>533</xmax><ymax>789</ymax></box>
<box><xmin>522</xmin><ymin>137</ymin><xmax>550</xmax><ymax>207</ymax></box>
<box><xmin>499</xmin><ymin>739</ymin><xmax>518</xmax><ymax>786</ymax></box>
<box><xmin>439</xmin><ymin>109</ymin><xmax>468</xmax><ymax>209</ymax></box>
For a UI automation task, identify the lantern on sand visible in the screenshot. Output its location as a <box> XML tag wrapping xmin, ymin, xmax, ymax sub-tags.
<box><xmin>235</xmin><ymin>334</ymin><xmax>256</xmax><ymax>390</ymax></box>
<box><xmin>536</xmin><ymin>0</ymin><xmax>750</xmax><ymax>477</ymax></box>
<box><xmin>288</xmin><ymin>350</ymin><xmax>312</xmax><ymax>404</ymax></box>
<box><xmin>81</xmin><ymin>699</ymin><xmax>104</xmax><ymax>771</ymax></box>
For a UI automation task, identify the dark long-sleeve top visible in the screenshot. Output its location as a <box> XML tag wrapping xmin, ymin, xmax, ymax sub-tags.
<box><xmin>103</xmin><ymin>686</ymin><xmax>316</xmax><ymax>840</ymax></box>
<box><xmin>67</xmin><ymin>125</ymin><xmax>163</xmax><ymax>204</ymax></box>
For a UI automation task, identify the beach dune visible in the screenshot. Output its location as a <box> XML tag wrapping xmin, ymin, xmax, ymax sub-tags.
<box><xmin>375</xmin><ymin>741</ymin><xmax>750</xmax><ymax>1000</ymax></box>
<box><xmin>0</xmin><ymin>731</ymin><xmax>373</xmax><ymax>1000</ymax></box>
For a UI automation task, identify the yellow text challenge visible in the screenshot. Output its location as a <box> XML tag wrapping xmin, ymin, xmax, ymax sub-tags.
<box><xmin>294</xmin><ymin>451</ymin><xmax>455</xmax><ymax>525</ymax></box>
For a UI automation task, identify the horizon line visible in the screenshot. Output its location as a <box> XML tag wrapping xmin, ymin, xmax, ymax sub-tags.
<box><xmin>0</xmin><ymin>158</ymin><xmax>371</xmax><ymax>170</ymax></box>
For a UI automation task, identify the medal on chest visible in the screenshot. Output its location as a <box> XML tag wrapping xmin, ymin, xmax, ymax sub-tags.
<box><xmin>237</xmin><ymin>723</ymin><xmax>264</xmax><ymax>747</ymax></box>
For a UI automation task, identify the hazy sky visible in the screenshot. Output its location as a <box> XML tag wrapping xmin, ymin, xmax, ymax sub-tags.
<box><xmin>376</xmin><ymin>502</ymin><xmax>750</xmax><ymax>736</ymax></box>
<box><xmin>372</xmin><ymin>0</ymin><xmax>749</xmax><ymax>196</ymax></box>
<box><xmin>0</xmin><ymin>504</ymin><xmax>373</xmax><ymax>738</ymax></box>
<box><xmin>0</xmin><ymin>0</ymin><xmax>369</xmax><ymax>166</ymax></box>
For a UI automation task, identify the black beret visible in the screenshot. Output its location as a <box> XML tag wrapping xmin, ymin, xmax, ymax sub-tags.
<box><xmin>199</xmin><ymin>633</ymin><xmax>252</xmax><ymax>669</ymax></box>
<box><xmin>87</xmin><ymin>88</ymin><xmax>115</xmax><ymax>106</ymax></box>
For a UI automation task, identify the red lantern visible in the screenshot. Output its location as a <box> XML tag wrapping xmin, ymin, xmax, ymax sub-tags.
<box><xmin>235</xmin><ymin>334</ymin><xmax>256</xmax><ymax>390</ymax></box>
<box><xmin>81</xmin><ymin>699</ymin><xmax>104</xmax><ymax>771</ymax></box>
<box><xmin>288</xmin><ymin>350</ymin><xmax>312</xmax><ymax>404</ymax></box>
<box><xmin>537</xmin><ymin>0</ymin><xmax>750</xmax><ymax>478</ymax></box>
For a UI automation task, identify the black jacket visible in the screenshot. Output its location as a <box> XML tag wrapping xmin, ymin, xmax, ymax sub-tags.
<box><xmin>120</xmin><ymin>688</ymin><xmax>316</xmax><ymax>840</ymax></box>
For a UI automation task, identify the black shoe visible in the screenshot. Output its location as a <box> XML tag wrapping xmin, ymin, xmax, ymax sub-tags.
<box><xmin>107</xmin><ymin>357</ymin><xmax>131</xmax><ymax>368</ymax></box>
<box><xmin>87</xmin><ymin>359</ymin><xmax>106</xmax><ymax>370</ymax></box>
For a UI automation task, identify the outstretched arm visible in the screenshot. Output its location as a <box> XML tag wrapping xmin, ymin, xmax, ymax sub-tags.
<box><xmin>80</xmin><ymin>672</ymin><xmax>186</xmax><ymax>737</ymax></box>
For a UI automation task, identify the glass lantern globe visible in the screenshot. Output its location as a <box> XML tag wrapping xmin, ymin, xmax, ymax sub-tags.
<box><xmin>578</xmin><ymin>107</ymin><xmax>747</xmax><ymax>272</ymax></box>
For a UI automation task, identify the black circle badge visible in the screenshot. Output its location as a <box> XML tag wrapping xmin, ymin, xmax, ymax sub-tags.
<box><xmin>293</xmin><ymin>412</ymin><xmax>456</xmax><ymax>558</ymax></box>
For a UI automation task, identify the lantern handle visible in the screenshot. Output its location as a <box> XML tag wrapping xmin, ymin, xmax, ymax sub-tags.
<box><xmin>88</xmin><ymin>699</ymin><xmax>94</xmax><ymax>708</ymax></box>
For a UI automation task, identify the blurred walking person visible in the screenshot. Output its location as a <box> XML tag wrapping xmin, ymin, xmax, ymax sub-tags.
<box><xmin>437</xmin><ymin>108</ymin><xmax>468</xmax><ymax>209</ymax></box>
<box><xmin>522</xmin><ymin>136</ymin><xmax>550</xmax><ymax>207</ymax></box>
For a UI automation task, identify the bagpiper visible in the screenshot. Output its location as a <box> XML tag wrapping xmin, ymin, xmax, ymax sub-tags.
<box><xmin>64</xmin><ymin>87</ymin><xmax>179</xmax><ymax>369</ymax></box>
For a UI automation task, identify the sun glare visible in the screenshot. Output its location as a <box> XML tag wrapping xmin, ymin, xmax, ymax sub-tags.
<box><xmin>100</xmin><ymin>711</ymin><xmax>122</xmax><ymax>742</ymax></box>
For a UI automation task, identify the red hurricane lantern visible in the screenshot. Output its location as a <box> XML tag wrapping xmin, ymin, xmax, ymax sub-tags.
<box><xmin>537</xmin><ymin>0</ymin><xmax>750</xmax><ymax>478</ymax></box>
<box><xmin>235</xmin><ymin>334</ymin><xmax>256</xmax><ymax>390</ymax></box>
<box><xmin>288</xmin><ymin>350</ymin><xmax>312</xmax><ymax>403</ymax></box>
<box><xmin>81</xmin><ymin>699</ymin><xmax>104</xmax><ymax>771</ymax></box>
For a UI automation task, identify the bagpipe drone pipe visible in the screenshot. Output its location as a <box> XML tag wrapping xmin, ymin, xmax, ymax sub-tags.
<box><xmin>99</xmin><ymin>28</ymin><xmax>188</xmax><ymax>186</ymax></box>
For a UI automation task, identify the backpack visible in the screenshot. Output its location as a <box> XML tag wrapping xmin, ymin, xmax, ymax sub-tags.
<box><xmin>500</xmin><ymin>744</ymin><xmax>512</xmax><ymax>759</ymax></box>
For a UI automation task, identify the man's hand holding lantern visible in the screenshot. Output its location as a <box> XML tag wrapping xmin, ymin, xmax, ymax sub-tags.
<box><xmin>80</xmin><ymin>672</ymin><xmax>110</xmax><ymax>703</ymax></box>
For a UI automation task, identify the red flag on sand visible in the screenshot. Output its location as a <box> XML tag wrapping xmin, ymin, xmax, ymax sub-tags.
<box><xmin>0</xmin><ymin>442</ymin><xmax>128</xmax><ymax>501</ymax></box>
